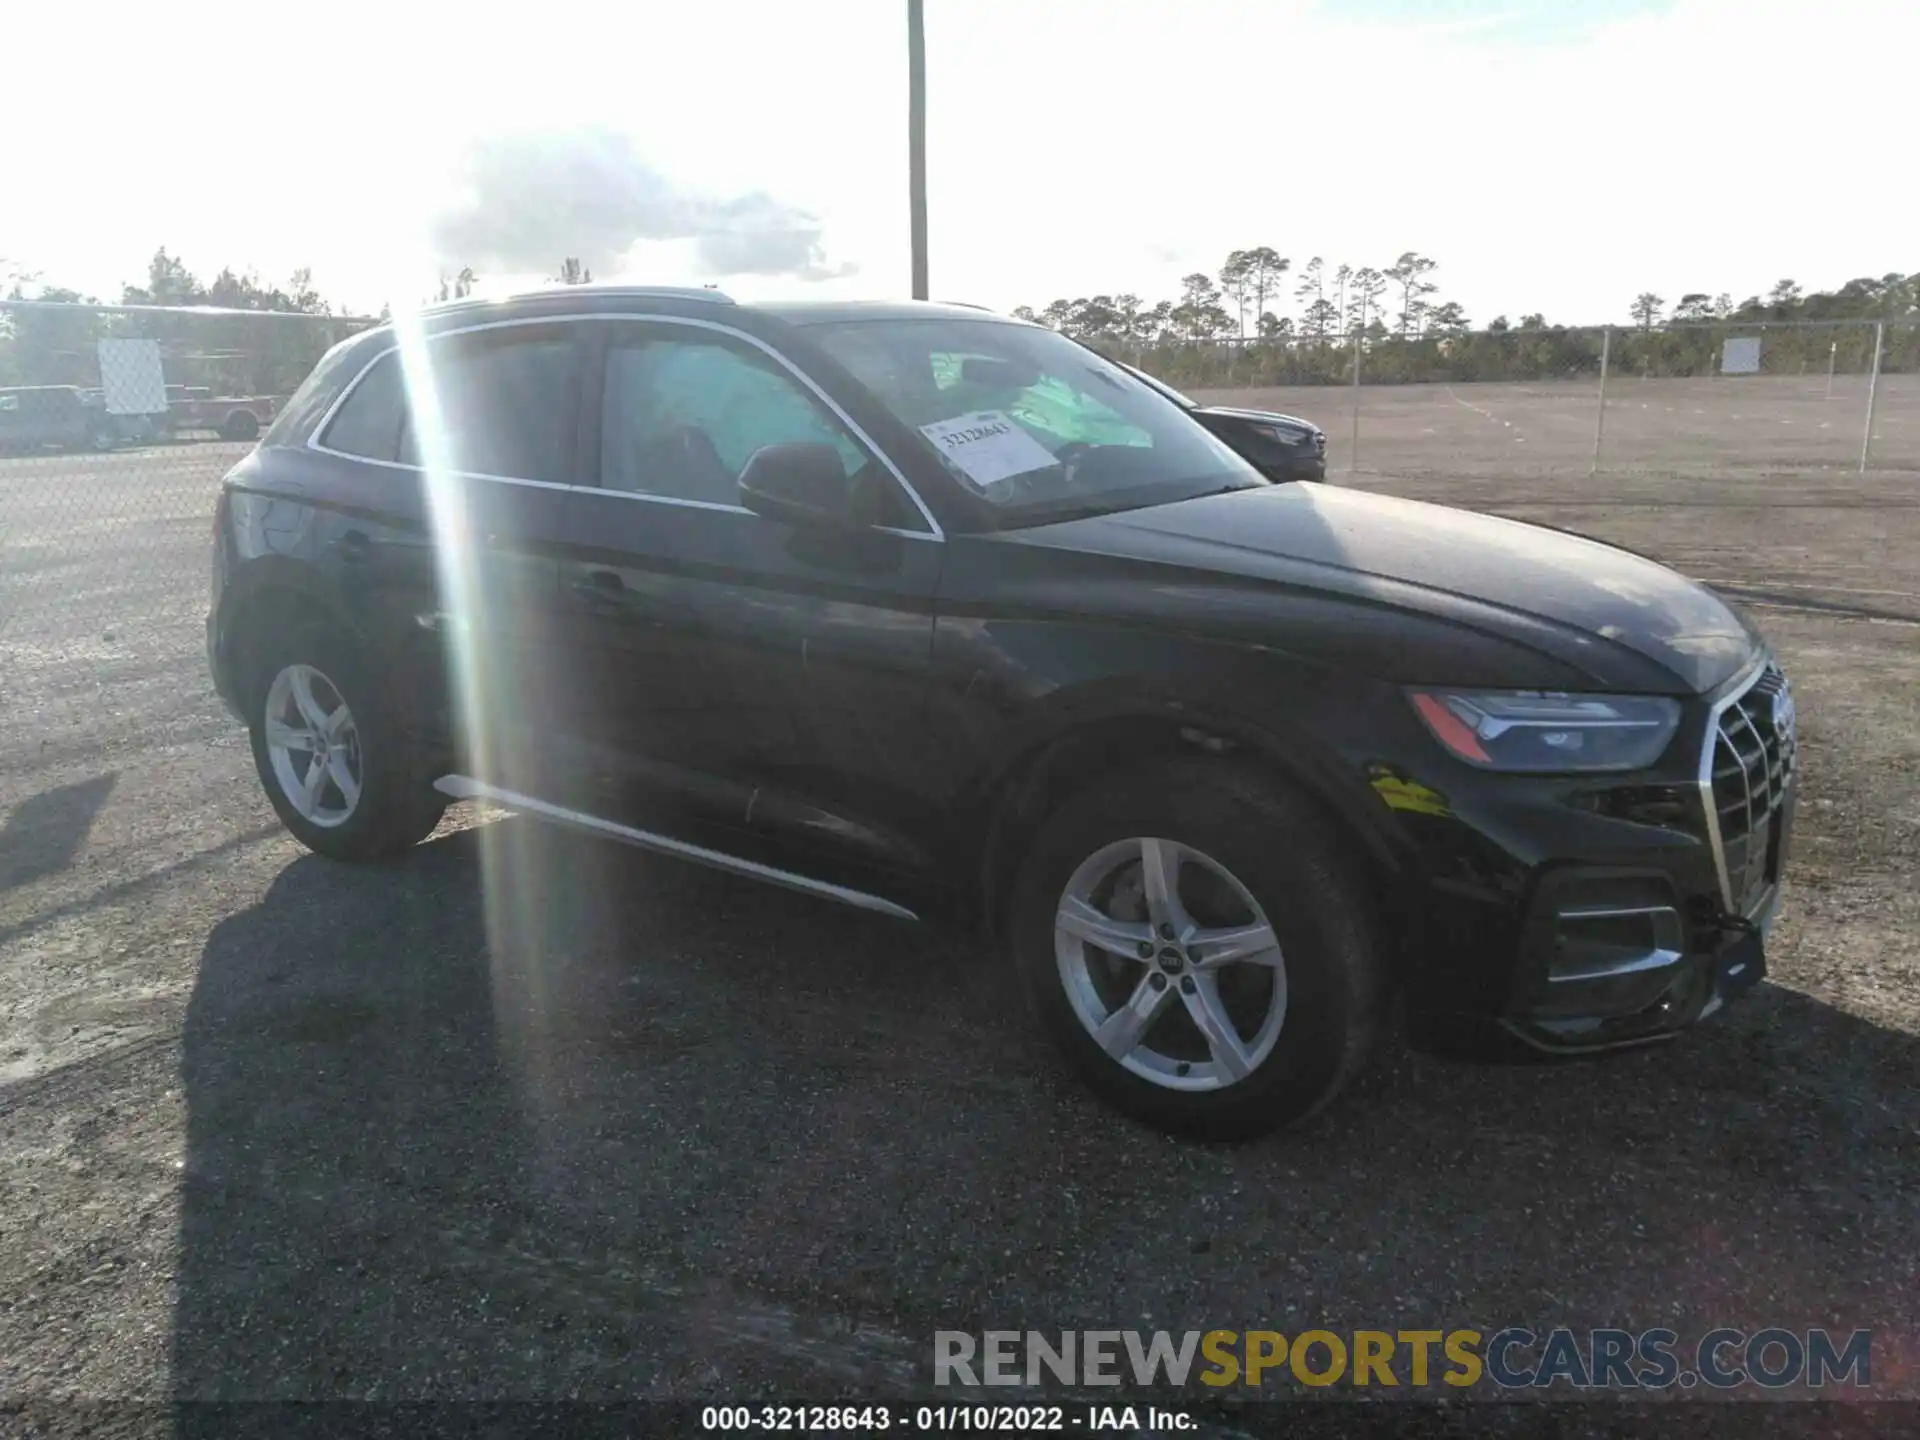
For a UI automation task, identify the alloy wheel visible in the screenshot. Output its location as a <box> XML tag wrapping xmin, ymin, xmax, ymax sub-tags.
<box><xmin>1054</xmin><ymin>836</ymin><xmax>1287</xmax><ymax>1092</ymax></box>
<box><xmin>263</xmin><ymin>663</ymin><xmax>363</xmax><ymax>829</ymax></box>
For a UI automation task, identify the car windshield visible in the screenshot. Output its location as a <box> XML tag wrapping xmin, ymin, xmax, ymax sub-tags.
<box><xmin>805</xmin><ymin>317</ymin><xmax>1262</xmax><ymax>527</ymax></box>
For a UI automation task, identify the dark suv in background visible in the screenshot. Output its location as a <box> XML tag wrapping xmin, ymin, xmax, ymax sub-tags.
<box><xmin>1116</xmin><ymin>360</ymin><xmax>1327</xmax><ymax>482</ymax></box>
<box><xmin>208</xmin><ymin>286</ymin><xmax>1796</xmax><ymax>1138</ymax></box>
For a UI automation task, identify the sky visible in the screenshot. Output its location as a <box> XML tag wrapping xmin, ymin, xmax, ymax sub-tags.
<box><xmin>1</xmin><ymin>0</ymin><xmax>1910</xmax><ymax>326</ymax></box>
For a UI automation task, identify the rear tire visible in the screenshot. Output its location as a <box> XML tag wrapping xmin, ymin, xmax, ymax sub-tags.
<box><xmin>221</xmin><ymin>411</ymin><xmax>261</xmax><ymax>443</ymax></box>
<box><xmin>246</xmin><ymin>626</ymin><xmax>445</xmax><ymax>861</ymax></box>
<box><xmin>1009</xmin><ymin>757</ymin><xmax>1385</xmax><ymax>1140</ymax></box>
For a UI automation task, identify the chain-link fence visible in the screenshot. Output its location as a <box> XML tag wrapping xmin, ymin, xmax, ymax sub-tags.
<box><xmin>1107</xmin><ymin>318</ymin><xmax>1919</xmax><ymax>479</ymax></box>
<box><xmin>1</xmin><ymin>302</ymin><xmax>374</xmax><ymax>775</ymax></box>
<box><xmin>0</xmin><ymin>301</ymin><xmax>372</xmax><ymax>641</ymax></box>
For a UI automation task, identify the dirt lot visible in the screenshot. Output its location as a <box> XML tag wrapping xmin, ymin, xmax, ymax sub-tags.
<box><xmin>1</xmin><ymin>410</ymin><xmax>1917</xmax><ymax>1430</ymax></box>
<box><xmin>1191</xmin><ymin>372</ymin><xmax>1920</xmax><ymax>478</ymax></box>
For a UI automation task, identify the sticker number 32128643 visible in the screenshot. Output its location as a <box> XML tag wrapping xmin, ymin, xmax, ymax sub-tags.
<box><xmin>917</xmin><ymin>410</ymin><xmax>1057</xmax><ymax>492</ymax></box>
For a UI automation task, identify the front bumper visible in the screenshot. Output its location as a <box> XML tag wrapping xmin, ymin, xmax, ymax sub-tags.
<box><xmin>1497</xmin><ymin>880</ymin><xmax>1779</xmax><ymax>1053</ymax></box>
<box><xmin>1391</xmin><ymin>656</ymin><xmax>1797</xmax><ymax>1053</ymax></box>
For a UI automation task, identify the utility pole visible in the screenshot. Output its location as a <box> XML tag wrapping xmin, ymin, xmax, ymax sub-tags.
<box><xmin>1860</xmin><ymin>321</ymin><xmax>1884</xmax><ymax>474</ymax></box>
<box><xmin>907</xmin><ymin>0</ymin><xmax>929</xmax><ymax>300</ymax></box>
<box><xmin>1591</xmin><ymin>326</ymin><xmax>1611</xmax><ymax>476</ymax></box>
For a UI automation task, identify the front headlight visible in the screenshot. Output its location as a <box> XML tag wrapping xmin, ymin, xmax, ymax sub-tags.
<box><xmin>1407</xmin><ymin>690</ymin><xmax>1682</xmax><ymax>772</ymax></box>
<box><xmin>1256</xmin><ymin>424</ymin><xmax>1311</xmax><ymax>447</ymax></box>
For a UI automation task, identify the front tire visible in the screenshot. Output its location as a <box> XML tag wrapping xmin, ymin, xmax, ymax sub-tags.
<box><xmin>1009</xmin><ymin>758</ymin><xmax>1385</xmax><ymax>1140</ymax></box>
<box><xmin>247</xmin><ymin>626</ymin><xmax>445</xmax><ymax>861</ymax></box>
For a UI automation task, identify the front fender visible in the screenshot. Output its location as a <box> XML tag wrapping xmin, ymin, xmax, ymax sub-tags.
<box><xmin>939</xmin><ymin>618</ymin><xmax>1423</xmax><ymax>928</ymax></box>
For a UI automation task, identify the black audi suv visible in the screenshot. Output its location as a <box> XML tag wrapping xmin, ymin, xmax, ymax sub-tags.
<box><xmin>1115</xmin><ymin>360</ymin><xmax>1327</xmax><ymax>482</ymax></box>
<box><xmin>207</xmin><ymin>286</ymin><xmax>1796</xmax><ymax>1138</ymax></box>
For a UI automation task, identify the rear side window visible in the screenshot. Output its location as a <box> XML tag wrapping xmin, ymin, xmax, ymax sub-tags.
<box><xmin>267</xmin><ymin>332</ymin><xmax>385</xmax><ymax>447</ymax></box>
<box><xmin>319</xmin><ymin>353</ymin><xmax>406</xmax><ymax>461</ymax></box>
<box><xmin>316</xmin><ymin>331</ymin><xmax>583</xmax><ymax>484</ymax></box>
<box><xmin>400</xmin><ymin>335</ymin><xmax>580</xmax><ymax>483</ymax></box>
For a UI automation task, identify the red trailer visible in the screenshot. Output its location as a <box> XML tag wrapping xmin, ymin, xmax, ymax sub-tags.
<box><xmin>165</xmin><ymin>385</ymin><xmax>278</xmax><ymax>442</ymax></box>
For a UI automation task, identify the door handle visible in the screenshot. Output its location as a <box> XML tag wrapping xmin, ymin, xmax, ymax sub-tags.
<box><xmin>569</xmin><ymin>569</ymin><xmax>627</xmax><ymax>606</ymax></box>
<box><xmin>330</xmin><ymin>531</ymin><xmax>372</xmax><ymax>564</ymax></box>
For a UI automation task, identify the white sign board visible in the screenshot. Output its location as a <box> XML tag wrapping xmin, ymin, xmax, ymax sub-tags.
<box><xmin>97</xmin><ymin>338</ymin><xmax>169</xmax><ymax>415</ymax></box>
<box><xmin>918</xmin><ymin>410</ymin><xmax>1057</xmax><ymax>492</ymax></box>
<box><xmin>1720</xmin><ymin>336</ymin><xmax>1761</xmax><ymax>376</ymax></box>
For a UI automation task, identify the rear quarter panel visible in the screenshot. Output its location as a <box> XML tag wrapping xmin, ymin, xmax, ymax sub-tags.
<box><xmin>219</xmin><ymin>445</ymin><xmax>451</xmax><ymax>746</ymax></box>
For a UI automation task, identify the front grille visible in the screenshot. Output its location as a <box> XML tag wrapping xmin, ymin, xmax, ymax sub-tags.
<box><xmin>1706</xmin><ymin>663</ymin><xmax>1796</xmax><ymax>914</ymax></box>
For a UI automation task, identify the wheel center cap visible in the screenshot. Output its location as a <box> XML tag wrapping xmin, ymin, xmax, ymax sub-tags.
<box><xmin>1158</xmin><ymin>947</ymin><xmax>1186</xmax><ymax>973</ymax></box>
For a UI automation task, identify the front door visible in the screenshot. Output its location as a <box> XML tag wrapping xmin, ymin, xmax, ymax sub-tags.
<box><xmin>551</xmin><ymin>319</ymin><xmax>947</xmax><ymax>883</ymax></box>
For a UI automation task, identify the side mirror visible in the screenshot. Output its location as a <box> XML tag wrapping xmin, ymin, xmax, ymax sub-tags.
<box><xmin>738</xmin><ymin>442</ymin><xmax>857</xmax><ymax>529</ymax></box>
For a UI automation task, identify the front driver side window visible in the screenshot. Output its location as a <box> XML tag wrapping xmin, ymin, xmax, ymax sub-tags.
<box><xmin>600</xmin><ymin>337</ymin><xmax>868</xmax><ymax>507</ymax></box>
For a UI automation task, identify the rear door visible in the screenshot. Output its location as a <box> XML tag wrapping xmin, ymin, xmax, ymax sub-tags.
<box><xmin>309</xmin><ymin>322</ymin><xmax>594</xmax><ymax>804</ymax></box>
<box><xmin>551</xmin><ymin>317</ymin><xmax>948</xmax><ymax>881</ymax></box>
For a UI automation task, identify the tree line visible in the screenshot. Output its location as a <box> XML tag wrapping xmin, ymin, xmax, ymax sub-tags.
<box><xmin>1017</xmin><ymin>251</ymin><xmax>1920</xmax><ymax>388</ymax></box>
<box><xmin>8</xmin><ymin>244</ymin><xmax>1916</xmax><ymax>396</ymax></box>
<box><xmin>1015</xmin><ymin>251</ymin><xmax>1467</xmax><ymax>347</ymax></box>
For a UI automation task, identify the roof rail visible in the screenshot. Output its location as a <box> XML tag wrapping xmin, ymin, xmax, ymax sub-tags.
<box><xmin>506</xmin><ymin>283</ymin><xmax>735</xmax><ymax>305</ymax></box>
<box><xmin>420</xmin><ymin>284</ymin><xmax>735</xmax><ymax>318</ymax></box>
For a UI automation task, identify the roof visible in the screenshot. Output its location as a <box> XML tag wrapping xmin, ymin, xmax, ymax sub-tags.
<box><xmin>754</xmin><ymin>299</ymin><xmax>1021</xmax><ymax>326</ymax></box>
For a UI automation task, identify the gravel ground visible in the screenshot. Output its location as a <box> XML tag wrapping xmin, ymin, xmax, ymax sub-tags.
<box><xmin>0</xmin><ymin>436</ymin><xmax>1915</xmax><ymax>1433</ymax></box>
<box><xmin>1187</xmin><ymin>372</ymin><xmax>1920</xmax><ymax>477</ymax></box>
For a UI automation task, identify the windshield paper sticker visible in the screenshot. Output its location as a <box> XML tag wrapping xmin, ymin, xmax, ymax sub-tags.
<box><xmin>918</xmin><ymin>410</ymin><xmax>1057</xmax><ymax>491</ymax></box>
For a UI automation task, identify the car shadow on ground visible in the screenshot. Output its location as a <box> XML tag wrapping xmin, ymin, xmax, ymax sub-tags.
<box><xmin>0</xmin><ymin>773</ymin><xmax>116</xmax><ymax>893</ymax></box>
<box><xmin>171</xmin><ymin>818</ymin><xmax>1916</xmax><ymax>1404</ymax></box>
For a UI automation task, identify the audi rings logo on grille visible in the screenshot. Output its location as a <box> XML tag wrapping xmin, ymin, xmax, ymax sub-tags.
<box><xmin>1771</xmin><ymin>685</ymin><xmax>1796</xmax><ymax>740</ymax></box>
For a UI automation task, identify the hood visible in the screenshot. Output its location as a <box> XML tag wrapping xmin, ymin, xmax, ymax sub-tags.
<box><xmin>1024</xmin><ymin>483</ymin><xmax>1759</xmax><ymax>694</ymax></box>
<box><xmin>1196</xmin><ymin>404</ymin><xmax>1321</xmax><ymax>434</ymax></box>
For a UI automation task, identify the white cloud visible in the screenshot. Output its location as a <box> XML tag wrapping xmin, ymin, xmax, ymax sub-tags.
<box><xmin>2</xmin><ymin>0</ymin><xmax>1909</xmax><ymax>323</ymax></box>
<box><xmin>428</xmin><ymin>128</ymin><xmax>854</xmax><ymax>282</ymax></box>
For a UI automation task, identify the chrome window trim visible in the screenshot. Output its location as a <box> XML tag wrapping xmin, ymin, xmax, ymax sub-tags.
<box><xmin>304</xmin><ymin>311</ymin><xmax>944</xmax><ymax>541</ymax></box>
<box><xmin>1696</xmin><ymin>653</ymin><xmax>1776</xmax><ymax>913</ymax></box>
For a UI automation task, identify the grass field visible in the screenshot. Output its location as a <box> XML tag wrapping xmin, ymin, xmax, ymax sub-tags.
<box><xmin>1</xmin><ymin>397</ymin><xmax>1917</xmax><ymax>1411</ymax></box>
